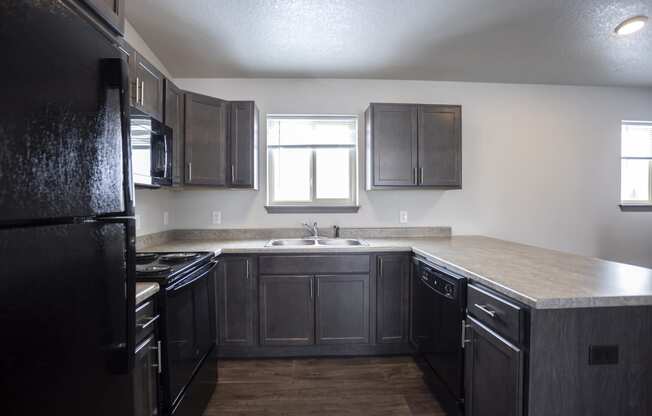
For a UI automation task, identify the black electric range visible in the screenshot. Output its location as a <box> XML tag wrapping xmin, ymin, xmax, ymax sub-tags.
<box><xmin>136</xmin><ymin>251</ymin><xmax>218</xmax><ymax>416</ymax></box>
<box><xmin>136</xmin><ymin>251</ymin><xmax>215</xmax><ymax>286</ymax></box>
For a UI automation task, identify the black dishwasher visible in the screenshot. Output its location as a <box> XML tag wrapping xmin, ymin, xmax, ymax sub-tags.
<box><xmin>410</xmin><ymin>257</ymin><xmax>467</xmax><ymax>416</ymax></box>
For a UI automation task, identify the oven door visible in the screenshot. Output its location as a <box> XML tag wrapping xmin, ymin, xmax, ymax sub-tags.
<box><xmin>164</xmin><ymin>260</ymin><xmax>217</xmax><ymax>408</ymax></box>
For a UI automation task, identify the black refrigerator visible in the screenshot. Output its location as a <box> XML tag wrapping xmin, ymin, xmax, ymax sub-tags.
<box><xmin>0</xmin><ymin>1</ymin><xmax>136</xmax><ymax>415</ymax></box>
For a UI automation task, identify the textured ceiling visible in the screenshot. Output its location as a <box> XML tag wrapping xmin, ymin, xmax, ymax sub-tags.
<box><xmin>126</xmin><ymin>0</ymin><xmax>652</xmax><ymax>87</ymax></box>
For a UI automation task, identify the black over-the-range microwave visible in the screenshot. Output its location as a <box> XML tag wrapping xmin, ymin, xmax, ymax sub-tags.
<box><xmin>130</xmin><ymin>108</ymin><xmax>172</xmax><ymax>187</ymax></box>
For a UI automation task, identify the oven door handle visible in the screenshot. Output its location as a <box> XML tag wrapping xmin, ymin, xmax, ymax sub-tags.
<box><xmin>168</xmin><ymin>260</ymin><xmax>218</xmax><ymax>292</ymax></box>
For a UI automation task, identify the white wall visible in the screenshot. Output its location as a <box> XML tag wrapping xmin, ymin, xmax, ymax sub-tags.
<box><xmin>157</xmin><ymin>78</ymin><xmax>652</xmax><ymax>268</ymax></box>
<box><xmin>125</xmin><ymin>19</ymin><xmax>175</xmax><ymax>235</ymax></box>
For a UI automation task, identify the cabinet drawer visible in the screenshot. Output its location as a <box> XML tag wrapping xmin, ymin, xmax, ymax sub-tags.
<box><xmin>259</xmin><ymin>255</ymin><xmax>370</xmax><ymax>275</ymax></box>
<box><xmin>467</xmin><ymin>284</ymin><xmax>523</xmax><ymax>344</ymax></box>
<box><xmin>135</xmin><ymin>300</ymin><xmax>159</xmax><ymax>343</ymax></box>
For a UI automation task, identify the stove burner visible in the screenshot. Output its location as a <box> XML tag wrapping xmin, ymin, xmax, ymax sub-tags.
<box><xmin>136</xmin><ymin>253</ymin><xmax>159</xmax><ymax>264</ymax></box>
<box><xmin>136</xmin><ymin>265</ymin><xmax>172</xmax><ymax>275</ymax></box>
<box><xmin>159</xmin><ymin>253</ymin><xmax>199</xmax><ymax>263</ymax></box>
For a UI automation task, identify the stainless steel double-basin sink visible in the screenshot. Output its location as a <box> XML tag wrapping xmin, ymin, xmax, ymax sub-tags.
<box><xmin>265</xmin><ymin>238</ymin><xmax>368</xmax><ymax>247</ymax></box>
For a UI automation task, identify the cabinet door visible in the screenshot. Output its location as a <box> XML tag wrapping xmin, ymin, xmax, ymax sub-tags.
<box><xmin>217</xmin><ymin>257</ymin><xmax>256</xmax><ymax>345</ymax></box>
<box><xmin>465</xmin><ymin>316</ymin><xmax>523</xmax><ymax>416</ymax></box>
<box><xmin>316</xmin><ymin>274</ymin><xmax>370</xmax><ymax>344</ymax></box>
<box><xmin>164</xmin><ymin>80</ymin><xmax>185</xmax><ymax>186</ymax></box>
<box><xmin>418</xmin><ymin>105</ymin><xmax>462</xmax><ymax>187</ymax></box>
<box><xmin>259</xmin><ymin>275</ymin><xmax>314</xmax><ymax>346</ymax></box>
<box><xmin>133</xmin><ymin>335</ymin><xmax>160</xmax><ymax>416</ymax></box>
<box><xmin>185</xmin><ymin>92</ymin><xmax>228</xmax><ymax>186</ymax></box>
<box><xmin>376</xmin><ymin>255</ymin><xmax>409</xmax><ymax>343</ymax></box>
<box><xmin>82</xmin><ymin>0</ymin><xmax>125</xmax><ymax>34</ymax></box>
<box><xmin>194</xmin><ymin>271</ymin><xmax>214</xmax><ymax>358</ymax></box>
<box><xmin>369</xmin><ymin>103</ymin><xmax>418</xmax><ymax>187</ymax></box>
<box><xmin>229</xmin><ymin>101</ymin><xmax>259</xmax><ymax>189</ymax></box>
<box><xmin>135</xmin><ymin>53</ymin><xmax>164</xmax><ymax>121</ymax></box>
<box><xmin>117</xmin><ymin>40</ymin><xmax>137</xmax><ymax>108</ymax></box>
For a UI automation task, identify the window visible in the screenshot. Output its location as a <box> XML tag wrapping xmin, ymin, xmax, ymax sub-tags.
<box><xmin>621</xmin><ymin>121</ymin><xmax>652</xmax><ymax>206</ymax></box>
<box><xmin>267</xmin><ymin>115</ymin><xmax>358</xmax><ymax>211</ymax></box>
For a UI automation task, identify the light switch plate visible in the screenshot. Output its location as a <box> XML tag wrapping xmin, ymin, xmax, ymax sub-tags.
<box><xmin>212</xmin><ymin>211</ymin><xmax>222</xmax><ymax>225</ymax></box>
<box><xmin>399</xmin><ymin>210</ymin><xmax>408</xmax><ymax>224</ymax></box>
<box><xmin>163</xmin><ymin>211</ymin><xmax>169</xmax><ymax>226</ymax></box>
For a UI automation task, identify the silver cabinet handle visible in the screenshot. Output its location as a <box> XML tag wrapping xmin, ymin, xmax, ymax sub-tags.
<box><xmin>141</xmin><ymin>80</ymin><xmax>145</xmax><ymax>106</ymax></box>
<box><xmin>461</xmin><ymin>320</ymin><xmax>471</xmax><ymax>347</ymax></box>
<box><xmin>419</xmin><ymin>167</ymin><xmax>424</xmax><ymax>185</ymax></box>
<box><xmin>135</xmin><ymin>77</ymin><xmax>140</xmax><ymax>104</ymax></box>
<box><xmin>231</xmin><ymin>165</ymin><xmax>235</xmax><ymax>183</ymax></box>
<box><xmin>474</xmin><ymin>304</ymin><xmax>496</xmax><ymax>318</ymax></box>
<box><xmin>413</xmin><ymin>168</ymin><xmax>417</xmax><ymax>185</ymax></box>
<box><xmin>245</xmin><ymin>259</ymin><xmax>250</xmax><ymax>281</ymax></box>
<box><xmin>157</xmin><ymin>340</ymin><xmax>162</xmax><ymax>374</ymax></box>
<box><xmin>151</xmin><ymin>340</ymin><xmax>163</xmax><ymax>374</ymax></box>
<box><xmin>187</xmin><ymin>162</ymin><xmax>192</xmax><ymax>182</ymax></box>
<box><xmin>136</xmin><ymin>314</ymin><xmax>159</xmax><ymax>330</ymax></box>
<box><xmin>310</xmin><ymin>279</ymin><xmax>313</xmax><ymax>300</ymax></box>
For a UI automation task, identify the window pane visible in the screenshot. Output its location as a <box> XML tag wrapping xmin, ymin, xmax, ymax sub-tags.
<box><xmin>267</xmin><ymin>117</ymin><xmax>356</xmax><ymax>146</ymax></box>
<box><xmin>270</xmin><ymin>148</ymin><xmax>312</xmax><ymax>202</ymax></box>
<box><xmin>621</xmin><ymin>159</ymin><xmax>650</xmax><ymax>202</ymax></box>
<box><xmin>622</xmin><ymin>123</ymin><xmax>652</xmax><ymax>158</ymax></box>
<box><xmin>316</xmin><ymin>148</ymin><xmax>351</xmax><ymax>199</ymax></box>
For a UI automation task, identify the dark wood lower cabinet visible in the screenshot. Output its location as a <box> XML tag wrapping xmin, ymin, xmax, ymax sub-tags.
<box><xmin>259</xmin><ymin>275</ymin><xmax>314</xmax><ymax>346</ymax></box>
<box><xmin>134</xmin><ymin>296</ymin><xmax>161</xmax><ymax>416</ymax></box>
<box><xmin>465</xmin><ymin>316</ymin><xmax>524</xmax><ymax>416</ymax></box>
<box><xmin>216</xmin><ymin>257</ymin><xmax>256</xmax><ymax>346</ymax></box>
<box><xmin>316</xmin><ymin>274</ymin><xmax>370</xmax><ymax>344</ymax></box>
<box><xmin>133</xmin><ymin>335</ymin><xmax>160</xmax><ymax>416</ymax></box>
<box><xmin>376</xmin><ymin>254</ymin><xmax>409</xmax><ymax>343</ymax></box>
<box><xmin>218</xmin><ymin>254</ymin><xmax>413</xmax><ymax>357</ymax></box>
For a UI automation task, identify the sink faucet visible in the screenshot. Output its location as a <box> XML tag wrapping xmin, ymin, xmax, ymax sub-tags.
<box><xmin>302</xmin><ymin>221</ymin><xmax>319</xmax><ymax>238</ymax></box>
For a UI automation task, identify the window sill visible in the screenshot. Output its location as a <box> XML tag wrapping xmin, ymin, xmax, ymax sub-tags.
<box><xmin>619</xmin><ymin>204</ymin><xmax>652</xmax><ymax>212</ymax></box>
<box><xmin>265</xmin><ymin>205</ymin><xmax>360</xmax><ymax>214</ymax></box>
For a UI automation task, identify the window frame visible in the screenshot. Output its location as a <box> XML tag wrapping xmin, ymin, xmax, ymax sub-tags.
<box><xmin>620</xmin><ymin>120</ymin><xmax>652</xmax><ymax>208</ymax></box>
<box><xmin>266</xmin><ymin>114</ymin><xmax>359</xmax><ymax>210</ymax></box>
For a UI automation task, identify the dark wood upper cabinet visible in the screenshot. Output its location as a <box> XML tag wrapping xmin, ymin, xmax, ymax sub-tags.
<box><xmin>366</xmin><ymin>103</ymin><xmax>462</xmax><ymax>189</ymax></box>
<box><xmin>418</xmin><ymin>105</ymin><xmax>462</xmax><ymax>187</ymax></box>
<box><xmin>164</xmin><ymin>80</ymin><xmax>185</xmax><ymax>186</ymax></box>
<box><xmin>119</xmin><ymin>39</ymin><xmax>164</xmax><ymax>121</ymax></box>
<box><xmin>133</xmin><ymin>53</ymin><xmax>164</xmax><ymax>121</ymax></box>
<box><xmin>366</xmin><ymin>103</ymin><xmax>418</xmax><ymax>187</ymax></box>
<box><xmin>216</xmin><ymin>257</ymin><xmax>256</xmax><ymax>346</ymax></box>
<box><xmin>259</xmin><ymin>275</ymin><xmax>314</xmax><ymax>346</ymax></box>
<box><xmin>228</xmin><ymin>101</ymin><xmax>259</xmax><ymax>189</ymax></box>
<box><xmin>465</xmin><ymin>316</ymin><xmax>524</xmax><ymax>416</ymax></box>
<box><xmin>376</xmin><ymin>254</ymin><xmax>409</xmax><ymax>344</ymax></box>
<box><xmin>185</xmin><ymin>92</ymin><xmax>228</xmax><ymax>186</ymax></box>
<box><xmin>316</xmin><ymin>274</ymin><xmax>370</xmax><ymax>344</ymax></box>
<box><xmin>117</xmin><ymin>39</ymin><xmax>136</xmax><ymax>107</ymax></box>
<box><xmin>81</xmin><ymin>0</ymin><xmax>125</xmax><ymax>34</ymax></box>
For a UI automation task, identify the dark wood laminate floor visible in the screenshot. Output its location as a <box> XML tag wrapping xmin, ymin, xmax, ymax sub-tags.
<box><xmin>204</xmin><ymin>356</ymin><xmax>446</xmax><ymax>416</ymax></box>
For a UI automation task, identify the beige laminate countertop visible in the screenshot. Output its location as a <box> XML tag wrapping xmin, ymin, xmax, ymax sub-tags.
<box><xmin>136</xmin><ymin>282</ymin><xmax>159</xmax><ymax>305</ymax></box>
<box><xmin>142</xmin><ymin>236</ymin><xmax>652</xmax><ymax>310</ymax></box>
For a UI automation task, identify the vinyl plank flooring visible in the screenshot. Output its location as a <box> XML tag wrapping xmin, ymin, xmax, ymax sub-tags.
<box><xmin>204</xmin><ymin>356</ymin><xmax>446</xmax><ymax>416</ymax></box>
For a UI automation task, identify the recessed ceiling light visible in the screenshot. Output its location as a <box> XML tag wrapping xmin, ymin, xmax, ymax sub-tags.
<box><xmin>614</xmin><ymin>16</ymin><xmax>648</xmax><ymax>36</ymax></box>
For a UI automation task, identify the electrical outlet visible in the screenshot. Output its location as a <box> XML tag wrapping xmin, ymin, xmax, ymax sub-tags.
<box><xmin>163</xmin><ymin>211</ymin><xmax>169</xmax><ymax>226</ymax></box>
<box><xmin>399</xmin><ymin>210</ymin><xmax>408</xmax><ymax>224</ymax></box>
<box><xmin>212</xmin><ymin>211</ymin><xmax>222</xmax><ymax>225</ymax></box>
<box><xmin>135</xmin><ymin>215</ymin><xmax>141</xmax><ymax>231</ymax></box>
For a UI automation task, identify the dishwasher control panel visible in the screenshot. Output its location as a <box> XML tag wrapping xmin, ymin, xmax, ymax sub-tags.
<box><xmin>420</xmin><ymin>263</ymin><xmax>463</xmax><ymax>301</ymax></box>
